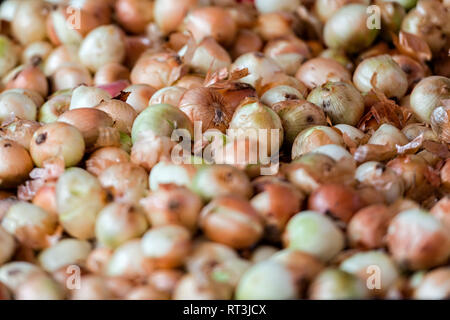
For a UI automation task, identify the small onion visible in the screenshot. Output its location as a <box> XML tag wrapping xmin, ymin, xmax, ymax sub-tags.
<box><xmin>70</xmin><ymin>275</ymin><xmax>113</xmax><ymax>300</ymax></box>
<box><xmin>130</xmin><ymin>131</ymin><xmax>176</xmax><ymax>171</ymax></box>
<box><xmin>98</xmin><ymin>163</ymin><xmax>148</xmax><ymax>204</ymax></box>
<box><xmin>309</xmin><ymin>268</ymin><xmax>369</xmax><ymax>299</ymax></box>
<box><xmin>39</xmin><ymin>91</ymin><xmax>71</xmax><ymax>123</ymax></box>
<box><xmin>430</xmin><ymin>197</ymin><xmax>450</xmax><ymax>231</ymax></box>
<box><xmin>0</xmin><ymin>226</ymin><xmax>15</xmax><ymax>265</ymax></box>
<box><xmin>95</xmin><ymin>202</ymin><xmax>148</xmax><ymax>249</ymax></box>
<box><xmin>122</xmin><ymin>84</ymin><xmax>156</xmax><ymax>114</ymax></box>
<box><xmin>324</xmin><ymin>4</ymin><xmax>379</xmax><ymax>53</ymax></box>
<box><xmin>200</xmin><ymin>195</ymin><xmax>263</xmax><ymax>249</ymax></box>
<box><xmin>413</xmin><ymin>267</ymin><xmax>450</xmax><ymax>300</ymax></box>
<box><xmin>255</xmin><ymin>0</ymin><xmax>300</xmax><ymax>13</ymax></box>
<box><xmin>78</xmin><ymin>25</ymin><xmax>126</xmax><ymax>72</ymax></box>
<box><xmin>255</xmin><ymin>12</ymin><xmax>299</xmax><ymax>41</ymax></box>
<box><xmin>190</xmin><ymin>164</ymin><xmax>252</xmax><ymax>201</ymax></box>
<box><xmin>44</xmin><ymin>44</ymin><xmax>81</xmax><ymax>77</ymax></box>
<box><xmin>51</xmin><ymin>63</ymin><xmax>93</xmax><ymax>92</ymax></box>
<box><xmin>86</xmin><ymin>147</ymin><xmax>130</xmax><ymax>177</ymax></box>
<box><xmin>410</xmin><ymin>76</ymin><xmax>450</xmax><ymax>123</ymax></box>
<box><xmin>86</xmin><ymin>247</ymin><xmax>113</xmax><ymax>275</ymax></box>
<box><xmin>353</xmin><ymin>55</ymin><xmax>408</xmax><ymax>99</ymax></box>
<box><xmin>307</xmin><ymin>81</ymin><xmax>364</xmax><ymax>126</ymax></box>
<box><xmin>368</xmin><ymin>123</ymin><xmax>409</xmax><ymax>149</ymax></box>
<box><xmin>272</xmin><ymin>100</ymin><xmax>327</xmax><ymax>145</ymax></box>
<box><xmin>260</xmin><ymin>85</ymin><xmax>304</xmax><ymax>107</ymax></box>
<box><xmin>69</xmin><ymin>85</ymin><xmax>112</xmax><ymax>110</ymax></box>
<box><xmin>0</xmin><ymin>262</ymin><xmax>45</xmax><ymax>292</ymax></box>
<box><xmin>125</xmin><ymin>285</ymin><xmax>169</xmax><ymax>300</ymax></box>
<box><xmin>94</xmin><ymin>63</ymin><xmax>130</xmax><ymax>86</ymax></box>
<box><xmin>283</xmin><ymin>211</ymin><xmax>345</xmax><ymax>262</ymax></box>
<box><xmin>11</xmin><ymin>0</ymin><xmax>48</xmax><ymax>45</ymax></box>
<box><xmin>430</xmin><ymin>105</ymin><xmax>450</xmax><ymax>143</ymax></box>
<box><xmin>347</xmin><ymin>204</ymin><xmax>394</xmax><ymax>249</ymax></box>
<box><xmin>183</xmin><ymin>37</ymin><xmax>231</xmax><ymax>75</ymax></box>
<box><xmin>0</xmin><ymin>90</ymin><xmax>37</xmax><ymax>122</ymax></box>
<box><xmin>0</xmin><ymin>140</ymin><xmax>33</xmax><ymax>188</ymax></box>
<box><xmin>334</xmin><ymin>124</ymin><xmax>365</xmax><ymax>145</ymax></box>
<box><xmin>141</xmin><ymin>225</ymin><xmax>192</xmax><ymax>268</ymax></box>
<box><xmin>308</xmin><ymin>184</ymin><xmax>365</xmax><ymax>223</ymax></box>
<box><xmin>56</xmin><ymin>168</ymin><xmax>106</xmax><ymax>240</ymax></box>
<box><xmin>1</xmin><ymin>201</ymin><xmax>57</xmax><ymax>249</ymax></box>
<box><xmin>4</xmin><ymin>64</ymin><xmax>48</xmax><ymax>98</ymax></box>
<box><xmin>175</xmin><ymin>74</ymin><xmax>205</xmax><ymax>90</ymax></box>
<box><xmin>15</xmin><ymin>274</ymin><xmax>65</xmax><ymax>300</ymax></box>
<box><xmin>140</xmin><ymin>184</ymin><xmax>202</xmax><ymax>233</ymax></box>
<box><xmin>149</xmin><ymin>161</ymin><xmax>197</xmax><ymax>191</ymax></box>
<box><xmin>38</xmin><ymin>239</ymin><xmax>91</xmax><ymax>273</ymax></box>
<box><xmin>291</xmin><ymin>125</ymin><xmax>344</xmax><ymax>159</ymax></box>
<box><xmin>149</xmin><ymin>86</ymin><xmax>186</xmax><ymax>107</ymax></box>
<box><xmin>295</xmin><ymin>57</ymin><xmax>351</xmax><ymax>90</ymax></box>
<box><xmin>21</xmin><ymin>41</ymin><xmax>52</xmax><ymax>66</ymax></box>
<box><xmin>115</xmin><ymin>0</ymin><xmax>154</xmax><ymax>34</ymax></box>
<box><xmin>230</xmin><ymin>29</ymin><xmax>263</xmax><ymax>60</ymax></box>
<box><xmin>95</xmin><ymin>100</ymin><xmax>137</xmax><ymax>135</ymax></box>
<box><xmin>153</xmin><ymin>0</ymin><xmax>198</xmax><ymax>35</ymax></box>
<box><xmin>30</xmin><ymin>122</ymin><xmax>85</xmax><ymax>168</ymax></box>
<box><xmin>312</xmin><ymin>144</ymin><xmax>354</xmax><ymax>163</ymax></box>
<box><xmin>401</xmin><ymin>123</ymin><xmax>438</xmax><ymax>142</ymax></box>
<box><xmin>386</xmin><ymin>209</ymin><xmax>450</xmax><ymax>270</ymax></box>
<box><xmin>173</xmin><ymin>273</ymin><xmax>232</xmax><ymax>300</ymax></box>
<box><xmin>147</xmin><ymin>270</ymin><xmax>183</xmax><ymax>296</ymax></box>
<box><xmin>0</xmin><ymin>35</ymin><xmax>18</xmax><ymax>77</ymax></box>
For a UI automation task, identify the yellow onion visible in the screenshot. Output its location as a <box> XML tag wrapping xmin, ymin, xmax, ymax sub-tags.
<box><xmin>140</xmin><ymin>184</ymin><xmax>202</xmax><ymax>232</ymax></box>
<box><xmin>272</xmin><ymin>100</ymin><xmax>327</xmax><ymax>145</ymax></box>
<box><xmin>324</xmin><ymin>4</ymin><xmax>379</xmax><ymax>54</ymax></box>
<box><xmin>230</xmin><ymin>52</ymin><xmax>282</xmax><ymax>88</ymax></box>
<box><xmin>0</xmin><ymin>35</ymin><xmax>18</xmax><ymax>77</ymax></box>
<box><xmin>334</xmin><ymin>124</ymin><xmax>365</xmax><ymax>145</ymax></box>
<box><xmin>1</xmin><ymin>201</ymin><xmax>57</xmax><ymax>249</ymax></box>
<box><xmin>230</xmin><ymin>29</ymin><xmax>263</xmax><ymax>60</ymax></box>
<box><xmin>15</xmin><ymin>274</ymin><xmax>65</xmax><ymax>300</ymax></box>
<box><xmin>283</xmin><ymin>211</ymin><xmax>345</xmax><ymax>262</ymax></box>
<box><xmin>319</xmin><ymin>49</ymin><xmax>354</xmax><ymax>72</ymax></box>
<box><xmin>148</xmin><ymin>269</ymin><xmax>183</xmax><ymax>296</ymax></box>
<box><xmin>401</xmin><ymin>123</ymin><xmax>438</xmax><ymax>142</ymax></box>
<box><xmin>410</xmin><ymin>76</ymin><xmax>450</xmax><ymax>123</ymax></box>
<box><xmin>355</xmin><ymin>161</ymin><xmax>404</xmax><ymax>204</ymax></box>
<box><xmin>387</xmin><ymin>209</ymin><xmax>450</xmax><ymax>270</ymax></box>
<box><xmin>4</xmin><ymin>64</ymin><xmax>48</xmax><ymax>98</ymax></box>
<box><xmin>86</xmin><ymin>147</ymin><xmax>130</xmax><ymax>176</ymax></box>
<box><xmin>141</xmin><ymin>225</ymin><xmax>192</xmax><ymax>268</ymax></box>
<box><xmin>32</xmin><ymin>182</ymin><xmax>57</xmax><ymax>218</ymax></box>
<box><xmin>391</xmin><ymin>55</ymin><xmax>428</xmax><ymax>90</ymax></box>
<box><xmin>368</xmin><ymin>123</ymin><xmax>409</xmax><ymax>149</ymax></box>
<box><xmin>0</xmin><ymin>140</ymin><xmax>33</xmax><ymax>189</ymax></box>
<box><xmin>130</xmin><ymin>51</ymin><xmax>187</xmax><ymax>89</ymax></box>
<box><xmin>149</xmin><ymin>161</ymin><xmax>198</xmax><ymax>191</ymax></box>
<box><xmin>430</xmin><ymin>105</ymin><xmax>450</xmax><ymax>143</ymax></box>
<box><xmin>0</xmin><ymin>90</ymin><xmax>37</xmax><ymax>122</ymax></box>
<box><xmin>69</xmin><ymin>275</ymin><xmax>113</xmax><ymax>300</ymax></box>
<box><xmin>21</xmin><ymin>41</ymin><xmax>52</xmax><ymax>66</ymax></box>
<box><xmin>174</xmin><ymin>273</ymin><xmax>232</xmax><ymax>300</ymax></box>
<box><xmin>38</xmin><ymin>239</ymin><xmax>91</xmax><ymax>273</ymax></box>
<box><xmin>210</xmin><ymin>82</ymin><xmax>257</xmax><ymax>114</ymax></box>
<box><xmin>69</xmin><ymin>85</ymin><xmax>112</xmax><ymax>110</ymax></box>
<box><xmin>309</xmin><ymin>268</ymin><xmax>369</xmax><ymax>299</ymax></box>
<box><xmin>314</xmin><ymin>0</ymin><xmax>369</xmax><ymax>23</ymax></box>
<box><xmin>255</xmin><ymin>12</ymin><xmax>299</xmax><ymax>41</ymax></box>
<box><xmin>0</xmin><ymin>262</ymin><xmax>45</xmax><ymax>292</ymax></box>
<box><xmin>149</xmin><ymin>86</ymin><xmax>186</xmax><ymax>107</ymax></box>
<box><xmin>122</xmin><ymin>84</ymin><xmax>156</xmax><ymax>114</ymax></box>
<box><xmin>98</xmin><ymin>162</ymin><xmax>148</xmax><ymax>204</ymax></box>
<box><xmin>175</xmin><ymin>74</ymin><xmax>205</xmax><ymax>90</ymax></box>
<box><xmin>115</xmin><ymin>0</ymin><xmax>154</xmax><ymax>34</ymax></box>
<box><xmin>190</xmin><ymin>164</ymin><xmax>252</xmax><ymax>201</ymax></box>
<box><xmin>414</xmin><ymin>267</ymin><xmax>450</xmax><ymax>299</ymax></box>
<box><xmin>263</xmin><ymin>37</ymin><xmax>311</xmax><ymax>76</ymax></box>
<box><xmin>95</xmin><ymin>202</ymin><xmax>148</xmax><ymax>249</ymax></box>
<box><xmin>307</xmin><ymin>81</ymin><xmax>364</xmax><ymax>126</ymax></box>
<box><xmin>95</xmin><ymin>100</ymin><xmax>137</xmax><ymax>135</ymax></box>
<box><xmin>86</xmin><ymin>247</ymin><xmax>113</xmax><ymax>274</ymax></box>
<box><xmin>94</xmin><ymin>63</ymin><xmax>130</xmax><ymax>86</ymax></box>
<box><xmin>11</xmin><ymin>0</ymin><xmax>48</xmax><ymax>45</ymax></box>
<box><xmin>0</xmin><ymin>119</ymin><xmax>41</xmax><ymax>150</ymax></box>
<box><xmin>30</xmin><ymin>122</ymin><xmax>85</xmax><ymax>168</ymax></box>
<box><xmin>51</xmin><ymin>63</ymin><xmax>93</xmax><ymax>92</ymax></box>
<box><xmin>200</xmin><ymin>195</ymin><xmax>263</xmax><ymax>249</ymax></box>
<box><xmin>78</xmin><ymin>25</ymin><xmax>126</xmax><ymax>73</ymax></box>
<box><xmin>153</xmin><ymin>0</ymin><xmax>198</xmax><ymax>35</ymax></box>
<box><xmin>260</xmin><ymin>85</ymin><xmax>304</xmax><ymax>107</ymax></box>
<box><xmin>295</xmin><ymin>57</ymin><xmax>351</xmax><ymax>90</ymax></box>
<box><xmin>291</xmin><ymin>125</ymin><xmax>344</xmax><ymax>159</ymax></box>
<box><xmin>56</xmin><ymin>168</ymin><xmax>107</xmax><ymax>240</ymax></box>
<box><xmin>229</xmin><ymin>100</ymin><xmax>284</xmax><ymax>155</ymax></box>
<box><xmin>185</xmin><ymin>38</ymin><xmax>231</xmax><ymax>75</ymax></box>
<box><xmin>353</xmin><ymin>55</ymin><xmax>408</xmax><ymax>99</ymax></box>
<box><xmin>254</xmin><ymin>0</ymin><xmax>300</xmax><ymax>13</ymax></box>
<box><xmin>44</xmin><ymin>44</ymin><xmax>80</xmax><ymax>77</ymax></box>
<box><xmin>183</xmin><ymin>7</ymin><xmax>236</xmax><ymax>46</ymax></box>
<box><xmin>179</xmin><ymin>87</ymin><xmax>233</xmax><ymax>133</ymax></box>
<box><xmin>0</xmin><ymin>226</ymin><xmax>14</xmax><ymax>265</ymax></box>
<box><xmin>226</xmin><ymin>3</ymin><xmax>258</xmax><ymax>29</ymax></box>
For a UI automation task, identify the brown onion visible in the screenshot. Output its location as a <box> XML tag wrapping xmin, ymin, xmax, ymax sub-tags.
<box><xmin>51</xmin><ymin>63</ymin><xmax>93</xmax><ymax>91</ymax></box>
<box><xmin>430</xmin><ymin>197</ymin><xmax>450</xmax><ymax>232</ymax></box>
<box><xmin>149</xmin><ymin>86</ymin><xmax>186</xmax><ymax>107</ymax></box>
<box><xmin>115</xmin><ymin>0</ymin><xmax>154</xmax><ymax>34</ymax></box>
<box><xmin>230</xmin><ymin>29</ymin><xmax>263</xmax><ymax>60</ymax></box>
<box><xmin>94</xmin><ymin>63</ymin><xmax>130</xmax><ymax>86</ymax></box>
<box><xmin>32</xmin><ymin>182</ymin><xmax>57</xmax><ymax>217</ymax></box>
<box><xmin>264</xmin><ymin>37</ymin><xmax>311</xmax><ymax>76</ymax></box>
<box><xmin>4</xmin><ymin>64</ymin><xmax>48</xmax><ymax>98</ymax></box>
<box><xmin>175</xmin><ymin>74</ymin><xmax>205</xmax><ymax>90</ymax></box>
<box><xmin>183</xmin><ymin>37</ymin><xmax>231</xmax><ymax>75</ymax></box>
<box><xmin>295</xmin><ymin>57</ymin><xmax>351</xmax><ymax>90</ymax></box>
<box><xmin>153</xmin><ymin>0</ymin><xmax>198</xmax><ymax>35</ymax></box>
<box><xmin>0</xmin><ymin>119</ymin><xmax>41</xmax><ymax>150</ymax></box>
<box><xmin>95</xmin><ymin>100</ymin><xmax>137</xmax><ymax>135</ymax></box>
<box><xmin>291</xmin><ymin>125</ymin><xmax>344</xmax><ymax>159</ymax></box>
<box><xmin>86</xmin><ymin>147</ymin><xmax>130</xmax><ymax>177</ymax></box>
<box><xmin>122</xmin><ymin>84</ymin><xmax>156</xmax><ymax>114</ymax></box>
<box><xmin>11</xmin><ymin>0</ymin><xmax>48</xmax><ymax>45</ymax></box>
<box><xmin>255</xmin><ymin>12</ymin><xmax>298</xmax><ymax>41</ymax></box>
<box><xmin>430</xmin><ymin>105</ymin><xmax>450</xmax><ymax>143</ymax></box>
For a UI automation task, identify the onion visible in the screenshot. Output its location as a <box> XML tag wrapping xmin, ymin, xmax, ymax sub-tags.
<box><xmin>295</xmin><ymin>57</ymin><xmax>351</xmax><ymax>90</ymax></box>
<box><xmin>260</xmin><ymin>85</ymin><xmax>304</xmax><ymax>107</ymax></box>
<box><xmin>308</xmin><ymin>184</ymin><xmax>365</xmax><ymax>223</ymax></box>
<box><xmin>255</xmin><ymin>12</ymin><xmax>299</xmax><ymax>41</ymax></box>
<box><xmin>440</xmin><ymin>160</ymin><xmax>450</xmax><ymax>193</ymax></box>
<box><xmin>368</xmin><ymin>123</ymin><xmax>409</xmax><ymax>149</ymax></box>
<box><xmin>387</xmin><ymin>209</ymin><xmax>450</xmax><ymax>270</ymax></box>
<box><xmin>175</xmin><ymin>75</ymin><xmax>205</xmax><ymax>90</ymax></box>
<box><xmin>263</xmin><ymin>37</ymin><xmax>311</xmax><ymax>76</ymax></box>
<box><xmin>30</xmin><ymin>122</ymin><xmax>85</xmax><ymax>168</ymax></box>
<box><xmin>314</xmin><ymin>0</ymin><xmax>369</xmax><ymax>23</ymax></box>
<box><xmin>200</xmin><ymin>195</ymin><xmax>263</xmax><ymax>249</ymax></box>
<box><xmin>69</xmin><ymin>85</ymin><xmax>112</xmax><ymax>110</ymax></box>
<box><xmin>291</xmin><ymin>125</ymin><xmax>344</xmax><ymax>159</ymax></box>
<box><xmin>283</xmin><ymin>211</ymin><xmax>345</xmax><ymax>262</ymax></box>
<box><xmin>98</xmin><ymin>163</ymin><xmax>148</xmax><ymax>204</ymax></box>
<box><xmin>153</xmin><ymin>0</ymin><xmax>198</xmax><ymax>35</ymax></box>
<box><xmin>401</xmin><ymin>123</ymin><xmax>438</xmax><ymax>142</ymax></box>
<box><xmin>230</xmin><ymin>29</ymin><xmax>263</xmax><ymax>60</ymax></box>
<box><xmin>0</xmin><ymin>90</ymin><xmax>37</xmax><ymax>122</ymax></box>
<box><xmin>115</xmin><ymin>0</ymin><xmax>154</xmax><ymax>34</ymax></box>
<box><xmin>44</xmin><ymin>44</ymin><xmax>80</xmax><ymax>76</ymax></box>
<box><xmin>210</xmin><ymin>82</ymin><xmax>257</xmax><ymax>114</ymax></box>
<box><xmin>95</xmin><ymin>202</ymin><xmax>148</xmax><ymax>249</ymax></box>
<box><xmin>38</xmin><ymin>239</ymin><xmax>91</xmax><ymax>273</ymax></box>
<box><xmin>174</xmin><ymin>273</ymin><xmax>232</xmax><ymax>300</ymax></box>
<box><xmin>230</xmin><ymin>52</ymin><xmax>282</xmax><ymax>88</ymax></box>
<box><xmin>0</xmin><ymin>226</ymin><xmax>14</xmax><ymax>265</ymax></box>
<box><xmin>182</xmin><ymin>37</ymin><xmax>231</xmax><ymax>75</ymax></box>
<box><xmin>355</xmin><ymin>161</ymin><xmax>404</xmax><ymax>204</ymax></box>
<box><xmin>130</xmin><ymin>51</ymin><xmax>187</xmax><ymax>89</ymax></box>
<box><xmin>149</xmin><ymin>161</ymin><xmax>197</xmax><ymax>191</ymax></box>
<box><xmin>11</xmin><ymin>0</ymin><xmax>48</xmax><ymax>45</ymax></box>
<box><xmin>184</xmin><ymin>7</ymin><xmax>236</xmax><ymax>46</ymax></box>
<box><xmin>140</xmin><ymin>184</ymin><xmax>202</xmax><ymax>232</ymax></box>
<box><xmin>0</xmin><ymin>140</ymin><xmax>32</xmax><ymax>189</ymax></box>
<box><xmin>409</xmin><ymin>76</ymin><xmax>450</xmax><ymax>123</ymax></box>
<box><xmin>78</xmin><ymin>25</ymin><xmax>126</xmax><ymax>72</ymax></box>
<box><xmin>15</xmin><ymin>274</ymin><xmax>65</xmax><ymax>300</ymax></box>
<box><xmin>86</xmin><ymin>147</ymin><xmax>130</xmax><ymax>177</ymax></box>
<box><xmin>86</xmin><ymin>247</ymin><xmax>113</xmax><ymax>274</ymax></box>
<box><xmin>254</xmin><ymin>0</ymin><xmax>300</xmax><ymax>13</ymax></box>
<box><xmin>94</xmin><ymin>63</ymin><xmax>130</xmax><ymax>86</ymax></box>
<box><xmin>348</xmin><ymin>204</ymin><xmax>394</xmax><ymax>249</ymax></box>
<box><xmin>56</xmin><ymin>168</ymin><xmax>106</xmax><ymax>240</ymax></box>
<box><xmin>95</xmin><ymin>100</ymin><xmax>137</xmax><ymax>135</ymax></box>
<box><xmin>334</xmin><ymin>124</ymin><xmax>365</xmax><ymax>145</ymax></box>
<box><xmin>141</xmin><ymin>225</ymin><xmax>191</xmax><ymax>268</ymax></box>
<box><xmin>32</xmin><ymin>182</ymin><xmax>57</xmax><ymax>217</ymax></box>
<box><xmin>0</xmin><ymin>0</ymin><xmax>20</xmax><ymax>22</ymax></box>
<box><xmin>2</xmin><ymin>201</ymin><xmax>57</xmax><ymax>249</ymax></box>
<box><xmin>414</xmin><ymin>267</ymin><xmax>450</xmax><ymax>299</ymax></box>
<box><xmin>130</xmin><ymin>131</ymin><xmax>176</xmax><ymax>171</ymax></box>
<box><xmin>353</xmin><ymin>55</ymin><xmax>408</xmax><ymax>99</ymax></box>
<box><xmin>0</xmin><ymin>119</ymin><xmax>41</xmax><ymax>150</ymax></box>
<box><xmin>21</xmin><ymin>41</ymin><xmax>52</xmax><ymax>66</ymax></box>
<box><xmin>125</xmin><ymin>285</ymin><xmax>169</xmax><ymax>300</ymax></box>
<box><xmin>106</xmin><ymin>239</ymin><xmax>153</xmax><ymax>279</ymax></box>
<box><xmin>4</xmin><ymin>64</ymin><xmax>49</xmax><ymax>98</ymax></box>
<box><xmin>51</xmin><ymin>63</ymin><xmax>93</xmax><ymax>91</ymax></box>
<box><xmin>148</xmin><ymin>270</ymin><xmax>183</xmax><ymax>296</ymax></box>
<box><xmin>0</xmin><ymin>35</ymin><xmax>18</xmax><ymax>77</ymax></box>
<box><xmin>0</xmin><ymin>262</ymin><xmax>45</xmax><ymax>292</ymax></box>
<box><xmin>324</xmin><ymin>4</ymin><xmax>379</xmax><ymax>53</ymax></box>
<box><xmin>122</xmin><ymin>84</ymin><xmax>156</xmax><ymax>114</ymax></box>
<box><xmin>309</xmin><ymin>268</ymin><xmax>369</xmax><ymax>299</ymax></box>
<box><xmin>149</xmin><ymin>86</ymin><xmax>186</xmax><ymax>107</ymax></box>
<box><xmin>307</xmin><ymin>82</ymin><xmax>364</xmax><ymax>126</ymax></box>
<box><xmin>430</xmin><ymin>105</ymin><xmax>450</xmax><ymax>143</ymax></box>
<box><xmin>70</xmin><ymin>275</ymin><xmax>113</xmax><ymax>300</ymax></box>
<box><xmin>319</xmin><ymin>48</ymin><xmax>354</xmax><ymax>71</ymax></box>
<box><xmin>391</xmin><ymin>55</ymin><xmax>428</xmax><ymax>90</ymax></box>
<box><xmin>131</xmin><ymin>103</ymin><xmax>193</xmax><ymax>143</ymax></box>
